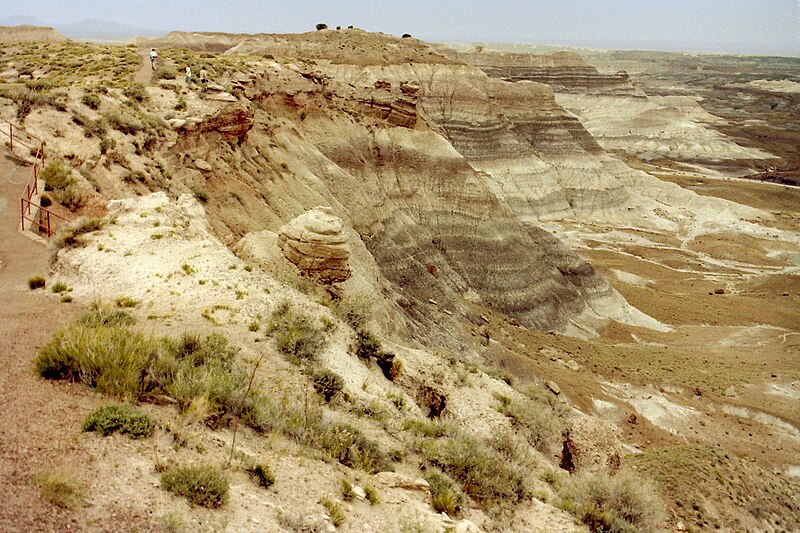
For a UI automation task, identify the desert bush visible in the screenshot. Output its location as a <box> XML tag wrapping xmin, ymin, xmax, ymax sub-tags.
<box><xmin>267</xmin><ymin>302</ymin><xmax>327</xmax><ymax>363</ymax></box>
<box><xmin>56</xmin><ymin>184</ymin><xmax>85</xmax><ymax>211</ymax></box>
<box><xmin>84</xmin><ymin>118</ymin><xmax>107</xmax><ymax>137</ymax></box>
<box><xmin>497</xmin><ymin>398</ymin><xmax>563</xmax><ymax>455</ymax></box>
<box><xmin>558</xmin><ymin>471</ymin><xmax>666</xmax><ymax>533</ymax></box>
<box><xmin>424</xmin><ymin>470</ymin><xmax>466</xmax><ymax>515</ymax></box>
<box><xmin>246</xmin><ymin>463</ymin><xmax>275</xmax><ymax>489</ymax></box>
<box><xmin>354</xmin><ymin>329</ymin><xmax>382</xmax><ymax>361</ymax></box>
<box><xmin>421</xmin><ymin>432</ymin><xmax>528</xmax><ymax>507</ymax></box>
<box><xmin>40</xmin><ymin>161</ymin><xmax>72</xmax><ymax>191</ymax></box>
<box><xmin>318</xmin><ymin>423</ymin><xmax>388</xmax><ymax>473</ymax></box>
<box><xmin>40</xmin><ymin>194</ymin><xmax>52</xmax><ymax>207</ymax></box>
<box><xmin>103</xmin><ymin>109</ymin><xmax>143</xmax><ymax>135</ymax></box>
<box><xmin>50</xmin><ymin>281</ymin><xmax>68</xmax><ymax>293</ymax></box>
<box><xmin>174</xmin><ymin>97</ymin><xmax>186</xmax><ymax>111</ymax></box>
<box><xmin>243</xmin><ymin>391</ymin><xmax>325</xmax><ymax>444</ymax></box>
<box><xmin>365</xmin><ymin>486</ymin><xmax>379</xmax><ymax>505</ymax></box>
<box><xmin>34</xmin><ymin>472</ymin><xmax>85</xmax><ymax>508</ymax></box>
<box><xmin>28</xmin><ymin>276</ymin><xmax>46</xmax><ymax>290</ymax></box>
<box><xmin>315</xmin><ymin>23</ymin><xmax>329</xmax><ymax>31</ymax></box>
<box><xmin>161</xmin><ymin>465</ymin><xmax>229</xmax><ymax>508</ymax></box>
<box><xmin>115</xmin><ymin>296</ymin><xmax>140</xmax><ymax>308</ymax></box>
<box><xmin>403</xmin><ymin>418</ymin><xmax>456</xmax><ymax>438</ymax></box>
<box><xmin>319</xmin><ymin>497</ymin><xmax>345</xmax><ymax>526</ymax></box>
<box><xmin>78</xmin><ymin>304</ymin><xmax>136</xmax><ymax>327</ymax></box>
<box><xmin>99</xmin><ymin>136</ymin><xmax>115</xmax><ymax>154</ymax></box>
<box><xmin>157</xmin><ymin>66</ymin><xmax>179</xmax><ymax>80</ymax></box>
<box><xmin>122</xmin><ymin>82</ymin><xmax>147</xmax><ymax>102</ymax></box>
<box><xmin>36</xmin><ymin>320</ymin><xmax>247</xmax><ymax>422</ymax></box>
<box><xmin>52</xmin><ymin>216</ymin><xmax>105</xmax><ymax>251</ymax></box>
<box><xmin>331</xmin><ymin>296</ymin><xmax>372</xmax><ymax>330</ymax></box>
<box><xmin>340</xmin><ymin>478</ymin><xmax>356</xmax><ymax>501</ymax></box>
<box><xmin>81</xmin><ymin>91</ymin><xmax>101</xmax><ymax>109</ymax></box>
<box><xmin>311</xmin><ymin>368</ymin><xmax>344</xmax><ymax>402</ymax></box>
<box><xmin>82</xmin><ymin>403</ymin><xmax>155</xmax><ymax>438</ymax></box>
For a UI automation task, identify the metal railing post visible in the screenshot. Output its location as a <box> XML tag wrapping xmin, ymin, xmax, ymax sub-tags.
<box><xmin>9</xmin><ymin>124</ymin><xmax>12</xmax><ymax>151</ymax></box>
<box><xmin>20</xmin><ymin>198</ymin><xmax>24</xmax><ymax>231</ymax></box>
<box><xmin>46</xmin><ymin>210</ymin><xmax>52</xmax><ymax>237</ymax></box>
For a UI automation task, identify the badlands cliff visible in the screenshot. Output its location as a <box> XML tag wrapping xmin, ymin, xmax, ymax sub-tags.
<box><xmin>1</xmin><ymin>27</ymin><xmax>798</xmax><ymax>533</ymax></box>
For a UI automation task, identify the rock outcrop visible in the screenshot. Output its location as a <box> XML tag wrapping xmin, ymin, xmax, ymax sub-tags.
<box><xmin>278</xmin><ymin>207</ymin><xmax>351</xmax><ymax>284</ymax></box>
<box><xmin>178</xmin><ymin>104</ymin><xmax>254</xmax><ymax>140</ymax></box>
<box><xmin>560</xmin><ymin>416</ymin><xmax>623</xmax><ymax>475</ymax></box>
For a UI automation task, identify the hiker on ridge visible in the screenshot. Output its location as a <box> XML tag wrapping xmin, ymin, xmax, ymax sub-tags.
<box><xmin>185</xmin><ymin>65</ymin><xmax>192</xmax><ymax>85</ymax></box>
<box><xmin>149</xmin><ymin>48</ymin><xmax>158</xmax><ymax>70</ymax></box>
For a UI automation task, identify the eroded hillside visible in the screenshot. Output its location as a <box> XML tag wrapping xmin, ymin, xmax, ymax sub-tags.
<box><xmin>1</xmin><ymin>28</ymin><xmax>798</xmax><ymax>533</ymax></box>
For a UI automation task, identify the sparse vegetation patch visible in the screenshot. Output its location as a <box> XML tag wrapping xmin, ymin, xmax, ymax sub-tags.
<box><xmin>161</xmin><ymin>465</ymin><xmax>229</xmax><ymax>508</ymax></box>
<box><xmin>82</xmin><ymin>403</ymin><xmax>155</xmax><ymax>438</ymax></box>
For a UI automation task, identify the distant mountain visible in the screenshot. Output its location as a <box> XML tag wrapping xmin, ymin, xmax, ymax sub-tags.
<box><xmin>0</xmin><ymin>16</ymin><xmax>166</xmax><ymax>41</ymax></box>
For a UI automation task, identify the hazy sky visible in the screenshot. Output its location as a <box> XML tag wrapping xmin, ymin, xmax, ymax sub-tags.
<box><xmin>3</xmin><ymin>0</ymin><xmax>798</xmax><ymax>55</ymax></box>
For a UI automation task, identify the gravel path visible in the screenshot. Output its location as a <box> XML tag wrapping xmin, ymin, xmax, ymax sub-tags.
<box><xmin>0</xmin><ymin>152</ymin><xmax>91</xmax><ymax>531</ymax></box>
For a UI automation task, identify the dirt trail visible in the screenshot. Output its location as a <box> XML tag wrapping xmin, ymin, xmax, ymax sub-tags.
<box><xmin>133</xmin><ymin>49</ymin><xmax>155</xmax><ymax>85</ymax></box>
<box><xmin>0</xmin><ymin>152</ymin><xmax>93</xmax><ymax>531</ymax></box>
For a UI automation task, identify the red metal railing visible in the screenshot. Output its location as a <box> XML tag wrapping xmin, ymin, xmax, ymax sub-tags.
<box><xmin>0</xmin><ymin>117</ymin><xmax>66</xmax><ymax>237</ymax></box>
<box><xmin>21</xmin><ymin>197</ymin><xmax>68</xmax><ymax>237</ymax></box>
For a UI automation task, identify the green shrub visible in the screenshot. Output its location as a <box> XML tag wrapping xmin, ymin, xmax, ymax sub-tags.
<box><xmin>422</xmin><ymin>432</ymin><xmax>527</xmax><ymax>507</ymax></box>
<box><xmin>82</xmin><ymin>403</ymin><xmax>155</xmax><ymax>438</ymax></box>
<box><xmin>40</xmin><ymin>194</ymin><xmax>52</xmax><ymax>207</ymax></box>
<box><xmin>174</xmin><ymin>97</ymin><xmax>186</xmax><ymax>111</ymax></box>
<box><xmin>403</xmin><ymin>418</ymin><xmax>455</xmax><ymax>438</ymax></box>
<box><xmin>161</xmin><ymin>465</ymin><xmax>229</xmax><ymax>508</ymax></box>
<box><xmin>559</xmin><ymin>471</ymin><xmax>666</xmax><ymax>533</ymax></box>
<box><xmin>364</xmin><ymin>486</ymin><xmax>379</xmax><ymax>505</ymax></box>
<box><xmin>497</xmin><ymin>398</ymin><xmax>563</xmax><ymax>455</ymax></box>
<box><xmin>78</xmin><ymin>305</ymin><xmax>136</xmax><ymax>327</ymax></box>
<box><xmin>122</xmin><ymin>82</ymin><xmax>147</xmax><ymax>102</ymax></box>
<box><xmin>52</xmin><ymin>216</ymin><xmax>105</xmax><ymax>250</ymax></box>
<box><xmin>103</xmin><ymin>109</ymin><xmax>143</xmax><ymax>135</ymax></box>
<box><xmin>318</xmin><ymin>423</ymin><xmax>388</xmax><ymax>473</ymax></box>
<box><xmin>50</xmin><ymin>281</ymin><xmax>68</xmax><ymax>294</ymax></box>
<box><xmin>267</xmin><ymin>302</ymin><xmax>326</xmax><ymax>363</ymax></box>
<box><xmin>312</xmin><ymin>368</ymin><xmax>344</xmax><ymax>402</ymax></box>
<box><xmin>115</xmin><ymin>296</ymin><xmax>140</xmax><ymax>308</ymax></box>
<box><xmin>340</xmin><ymin>478</ymin><xmax>356</xmax><ymax>501</ymax></box>
<box><xmin>56</xmin><ymin>184</ymin><xmax>85</xmax><ymax>211</ymax></box>
<box><xmin>319</xmin><ymin>497</ymin><xmax>345</xmax><ymax>527</ymax></box>
<box><xmin>424</xmin><ymin>470</ymin><xmax>466</xmax><ymax>515</ymax></box>
<box><xmin>28</xmin><ymin>276</ymin><xmax>46</xmax><ymax>290</ymax></box>
<box><xmin>354</xmin><ymin>329</ymin><xmax>382</xmax><ymax>361</ymax></box>
<box><xmin>99</xmin><ymin>136</ymin><xmax>115</xmax><ymax>154</ymax></box>
<box><xmin>246</xmin><ymin>464</ymin><xmax>275</xmax><ymax>489</ymax></box>
<box><xmin>331</xmin><ymin>296</ymin><xmax>371</xmax><ymax>330</ymax></box>
<box><xmin>81</xmin><ymin>91</ymin><xmax>101</xmax><ymax>109</ymax></box>
<box><xmin>157</xmin><ymin>66</ymin><xmax>179</xmax><ymax>80</ymax></box>
<box><xmin>84</xmin><ymin>118</ymin><xmax>107</xmax><ymax>137</ymax></box>
<box><xmin>36</xmin><ymin>320</ymin><xmax>246</xmax><ymax>422</ymax></box>
<box><xmin>34</xmin><ymin>472</ymin><xmax>85</xmax><ymax>509</ymax></box>
<box><xmin>243</xmin><ymin>391</ymin><xmax>325</xmax><ymax>444</ymax></box>
<box><xmin>40</xmin><ymin>161</ymin><xmax>72</xmax><ymax>191</ymax></box>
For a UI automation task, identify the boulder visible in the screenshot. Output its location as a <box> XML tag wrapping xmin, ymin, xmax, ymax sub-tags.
<box><xmin>560</xmin><ymin>416</ymin><xmax>623</xmax><ymax>475</ymax></box>
<box><xmin>278</xmin><ymin>207</ymin><xmax>351</xmax><ymax>284</ymax></box>
<box><xmin>372</xmin><ymin>472</ymin><xmax>429</xmax><ymax>492</ymax></box>
<box><xmin>194</xmin><ymin>158</ymin><xmax>212</xmax><ymax>172</ymax></box>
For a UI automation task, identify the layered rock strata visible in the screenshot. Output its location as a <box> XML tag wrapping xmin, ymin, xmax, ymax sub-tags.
<box><xmin>278</xmin><ymin>207</ymin><xmax>351</xmax><ymax>284</ymax></box>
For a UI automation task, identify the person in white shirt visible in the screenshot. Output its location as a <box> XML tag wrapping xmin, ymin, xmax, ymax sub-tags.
<box><xmin>185</xmin><ymin>65</ymin><xmax>192</xmax><ymax>85</ymax></box>
<box><xmin>149</xmin><ymin>49</ymin><xmax>157</xmax><ymax>70</ymax></box>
